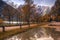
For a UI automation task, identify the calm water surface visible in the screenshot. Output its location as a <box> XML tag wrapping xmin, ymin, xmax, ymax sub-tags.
<box><xmin>5</xmin><ymin>27</ymin><xmax>60</xmax><ymax>40</ymax></box>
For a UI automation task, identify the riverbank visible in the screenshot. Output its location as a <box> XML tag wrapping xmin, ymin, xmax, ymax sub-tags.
<box><xmin>0</xmin><ymin>26</ymin><xmax>33</xmax><ymax>40</ymax></box>
<box><xmin>0</xmin><ymin>23</ymin><xmax>47</xmax><ymax>40</ymax></box>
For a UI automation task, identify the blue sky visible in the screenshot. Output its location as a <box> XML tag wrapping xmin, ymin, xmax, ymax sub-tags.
<box><xmin>3</xmin><ymin>0</ymin><xmax>56</xmax><ymax>7</ymax></box>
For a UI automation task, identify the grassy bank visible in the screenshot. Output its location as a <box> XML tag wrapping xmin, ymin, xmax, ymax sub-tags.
<box><xmin>0</xmin><ymin>23</ymin><xmax>47</xmax><ymax>40</ymax></box>
<box><xmin>0</xmin><ymin>25</ymin><xmax>38</xmax><ymax>40</ymax></box>
<box><xmin>0</xmin><ymin>27</ymin><xmax>32</xmax><ymax>40</ymax></box>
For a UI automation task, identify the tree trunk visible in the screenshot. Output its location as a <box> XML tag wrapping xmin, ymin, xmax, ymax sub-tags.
<box><xmin>2</xmin><ymin>26</ymin><xmax>5</xmax><ymax>32</ymax></box>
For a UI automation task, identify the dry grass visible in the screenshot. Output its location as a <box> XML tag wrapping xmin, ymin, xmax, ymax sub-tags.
<box><xmin>0</xmin><ymin>23</ymin><xmax>46</xmax><ymax>40</ymax></box>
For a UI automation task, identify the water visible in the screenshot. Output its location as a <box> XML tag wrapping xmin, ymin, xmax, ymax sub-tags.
<box><xmin>5</xmin><ymin>27</ymin><xmax>54</xmax><ymax>40</ymax></box>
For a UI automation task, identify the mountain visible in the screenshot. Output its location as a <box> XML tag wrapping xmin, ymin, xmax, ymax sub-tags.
<box><xmin>49</xmin><ymin>0</ymin><xmax>60</xmax><ymax>21</ymax></box>
<box><xmin>0</xmin><ymin>0</ymin><xmax>21</xmax><ymax>21</ymax></box>
<box><xmin>0</xmin><ymin>0</ymin><xmax>7</xmax><ymax>18</ymax></box>
<box><xmin>36</xmin><ymin>6</ymin><xmax>51</xmax><ymax>16</ymax></box>
<box><xmin>18</xmin><ymin>5</ymin><xmax>51</xmax><ymax>16</ymax></box>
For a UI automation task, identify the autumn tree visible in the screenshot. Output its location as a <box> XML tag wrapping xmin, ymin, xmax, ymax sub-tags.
<box><xmin>21</xmin><ymin>0</ymin><xmax>34</xmax><ymax>27</ymax></box>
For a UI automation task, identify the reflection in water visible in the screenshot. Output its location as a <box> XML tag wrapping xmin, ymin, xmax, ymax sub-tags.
<box><xmin>5</xmin><ymin>27</ymin><xmax>54</xmax><ymax>40</ymax></box>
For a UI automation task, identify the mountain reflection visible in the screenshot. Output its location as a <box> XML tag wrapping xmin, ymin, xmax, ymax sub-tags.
<box><xmin>5</xmin><ymin>27</ymin><xmax>54</xmax><ymax>40</ymax></box>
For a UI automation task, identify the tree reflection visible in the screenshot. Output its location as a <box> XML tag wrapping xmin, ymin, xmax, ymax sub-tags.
<box><xmin>16</xmin><ymin>27</ymin><xmax>49</xmax><ymax>40</ymax></box>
